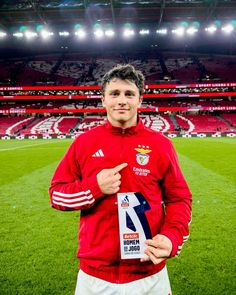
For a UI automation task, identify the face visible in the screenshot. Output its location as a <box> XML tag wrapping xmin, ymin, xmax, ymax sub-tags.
<box><xmin>101</xmin><ymin>78</ymin><xmax>142</xmax><ymax>128</ymax></box>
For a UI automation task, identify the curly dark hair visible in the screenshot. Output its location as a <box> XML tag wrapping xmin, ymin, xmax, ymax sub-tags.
<box><xmin>101</xmin><ymin>64</ymin><xmax>145</xmax><ymax>95</ymax></box>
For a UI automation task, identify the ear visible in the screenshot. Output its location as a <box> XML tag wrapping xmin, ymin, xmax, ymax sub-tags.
<box><xmin>139</xmin><ymin>95</ymin><xmax>143</xmax><ymax>107</ymax></box>
<box><xmin>101</xmin><ymin>95</ymin><xmax>106</xmax><ymax>108</ymax></box>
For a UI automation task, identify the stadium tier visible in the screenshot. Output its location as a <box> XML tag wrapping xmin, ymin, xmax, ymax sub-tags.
<box><xmin>175</xmin><ymin>115</ymin><xmax>194</xmax><ymax>133</ymax></box>
<box><xmin>220</xmin><ymin>113</ymin><xmax>236</xmax><ymax>128</ymax></box>
<box><xmin>0</xmin><ymin>113</ymin><xmax>235</xmax><ymax>137</ymax></box>
<box><xmin>0</xmin><ymin>97</ymin><xmax>235</xmax><ymax>112</ymax></box>
<box><xmin>0</xmin><ymin>116</ymin><xmax>34</xmax><ymax>135</ymax></box>
<box><xmin>17</xmin><ymin>116</ymin><xmax>80</xmax><ymax>136</ymax></box>
<box><xmin>179</xmin><ymin>114</ymin><xmax>234</xmax><ymax>133</ymax></box>
<box><xmin>0</xmin><ymin>66</ymin><xmax>235</xmax><ymax>138</ymax></box>
<box><xmin>1</xmin><ymin>53</ymin><xmax>236</xmax><ymax>86</ymax></box>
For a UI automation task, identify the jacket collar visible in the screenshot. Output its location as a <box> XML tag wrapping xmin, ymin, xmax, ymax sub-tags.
<box><xmin>104</xmin><ymin>116</ymin><xmax>144</xmax><ymax>135</ymax></box>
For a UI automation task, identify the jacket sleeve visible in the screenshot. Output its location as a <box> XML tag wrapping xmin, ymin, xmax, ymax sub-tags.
<box><xmin>159</xmin><ymin>141</ymin><xmax>192</xmax><ymax>258</ymax></box>
<box><xmin>49</xmin><ymin>139</ymin><xmax>103</xmax><ymax>211</ymax></box>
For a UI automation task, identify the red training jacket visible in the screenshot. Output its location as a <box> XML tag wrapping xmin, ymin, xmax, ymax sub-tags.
<box><xmin>49</xmin><ymin>119</ymin><xmax>192</xmax><ymax>283</ymax></box>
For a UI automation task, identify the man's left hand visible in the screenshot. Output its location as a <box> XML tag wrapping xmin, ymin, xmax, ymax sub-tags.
<box><xmin>140</xmin><ymin>234</ymin><xmax>172</xmax><ymax>265</ymax></box>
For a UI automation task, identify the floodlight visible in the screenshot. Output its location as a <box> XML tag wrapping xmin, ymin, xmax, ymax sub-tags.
<box><xmin>205</xmin><ymin>26</ymin><xmax>217</xmax><ymax>34</ymax></box>
<box><xmin>40</xmin><ymin>30</ymin><xmax>54</xmax><ymax>39</ymax></box>
<box><xmin>139</xmin><ymin>29</ymin><xmax>150</xmax><ymax>35</ymax></box>
<box><xmin>75</xmin><ymin>29</ymin><xmax>86</xmax><ymax>39</ymax></box>
<box><xmin>105</xmin><ymin>29</ymin><xmax>115</xmax><ymax>37</ymax></box>
<box><xmin>156</xmin><ymin>29</ymin><xmax>168</xmax><ymax>35</ymax></box>
<box><xmin>0</xmin><ymin>31</ymin><xmax>7</xmax><ymax>38</ymax></box>
<box><xmin>13</xmin><ymin>32</ymin><xmax>24</xmax><ymax>38</ymax></box>
<box><xmin>172</xmin><ymin>27</ymin><xmax>185</xmax><ymax>36</ymax></box>
<box><xmin>25</xmin><ymin>31</ymin><xmax>38</xmax><ymax>39</ymax></box>
<box><xmin>123</xmin><ymin>28</ymin><xmax>135</xmax><ymax>38</ymax></box>
<box><xmin>59</xmin><ymin>31</ymin><xmax>70</xmax><ymax>36</ymax></box>
<box><xmin>222</xmin><ymin>24</ymin><xmax>234</xmax><ymax>34</ymax></box>
<box><xmin>94</xmin><ymin>29</ymin><xmax>104</xmax><ymax>39</ymax></box>
<box><xmin>186</xmin><ymin>27</ymin><xmax>198</xmax><ymax>35</ymax></box>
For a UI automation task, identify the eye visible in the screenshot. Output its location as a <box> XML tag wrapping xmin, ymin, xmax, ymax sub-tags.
<box><xmin>110</xmin><ymin>91</ymin><xmax>119</xmax><ymax>96</ymax></box>
<box><xmin>126</xmin><ymin>92</ymin><xmax>135</xmax><ymax>97</ymax></box>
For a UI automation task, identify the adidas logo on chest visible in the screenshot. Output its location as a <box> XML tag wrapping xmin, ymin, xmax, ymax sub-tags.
<box><xmin>92</xmin><ymin>149</ymin><xmax>104</xmax><ymax>157</ymax></box>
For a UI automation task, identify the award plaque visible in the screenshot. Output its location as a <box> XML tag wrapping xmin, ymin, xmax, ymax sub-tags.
<box><xmin>117</xmin><ymin>192</ymin><xmax>151</xmax><ymax>259</ymax></box>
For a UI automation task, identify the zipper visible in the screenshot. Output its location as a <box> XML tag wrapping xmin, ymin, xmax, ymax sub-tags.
<box><xmin>116</xmin><ymin>128</ymin><xmax>126</xmax><ymax>283</ymax></box>
<box><xmin>120</xmin><ymin>128</ymin><xmax>126</xmax><ymax>162</ymax></box>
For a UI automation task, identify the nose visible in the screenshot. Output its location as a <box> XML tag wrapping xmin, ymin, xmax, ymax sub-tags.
<box><xmin>117</xmin><ymin>93</ymin><xmax>127</xmax><ymax>105</ymax></box>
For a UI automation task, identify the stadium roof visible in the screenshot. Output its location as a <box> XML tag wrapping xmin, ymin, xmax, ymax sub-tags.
<box><xmin>0</xmin><ymin>0</ymin><xmax>236</xmax><ymax>57</ymax></box>
<box><xmin>0</xmin><ymin>0</ymin><xmax>236</xmax><ymax>27</ymax></box>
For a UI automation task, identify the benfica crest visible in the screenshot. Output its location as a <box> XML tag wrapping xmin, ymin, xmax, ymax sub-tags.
<box><xmin>134</xmin><ymin>146</ymin><xmax>152</xmax><ymax>166</ymax></box>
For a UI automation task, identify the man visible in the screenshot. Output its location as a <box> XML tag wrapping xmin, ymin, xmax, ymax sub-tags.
<box><xmin>49</xmin><ymin>64</ymin><xmax>192</xmax><ymax>295</ymax></box>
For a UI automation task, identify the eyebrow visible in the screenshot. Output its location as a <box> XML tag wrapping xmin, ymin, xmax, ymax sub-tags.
<box><xmin>109</xmin><ymin>89</ymin><xmax>119</xmax><ymax>93</ymax></box>
<box><xmin>108</xmin><ymin>89</ymin><xmax>136</xmax><ymax>94</ymax></box>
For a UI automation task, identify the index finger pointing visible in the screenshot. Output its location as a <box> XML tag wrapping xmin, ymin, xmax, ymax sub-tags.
<box><xmin>112</xmin><ymin>163</ymin><xmax>128</xmax><ymax>174</ymax></box>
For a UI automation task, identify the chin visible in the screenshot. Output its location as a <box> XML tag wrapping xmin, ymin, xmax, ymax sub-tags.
<box><xmin>114</xmin><ymin>114</ymin><xmax>128</xmax><ymax>120</ymax></box>
<box><xmin>118</xmin><ymin>116</ymin><xmax>130</xmax><ymax>123</ymax></box>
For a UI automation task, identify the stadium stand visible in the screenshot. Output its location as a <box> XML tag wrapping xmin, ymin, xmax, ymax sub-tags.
<box><xmin>139</xmin><ymin>114</ymin><xmax>174</xmax><ymax>133</ymax></box>
<box><xmin>0</xmin><ymin>52</ymin><xmax>235</xmax><ymax>137</ymax></box>
<box><xmin>181</xmin><ymin>114</ymin><xmax>233</xmax><ymax>133</ymax></box>
<box><xmin>1</xmin><ymin>96</ymin><xmax>235</xmax><ymax>112</ymax></box>
<box><xmin>0</xmin><ymin>116</ymin><xmax>33</xmax><ymax>135</ymax></box>
<box><xmin>175</xmin><ymin>114</ymin><xmax>195</xmax><ymax>133</ymax></box>
<box><xmin>78</xmin><ymin>116</ymin><xmax>106</xmax><ymax>131</ymax></box>
<box><xmin>198</xmin><ymin>56</ymin><xmax>236</xmax><ymax>82</ymax></box>
<box><xmin>0</xmin><ymin>91</ymin><xmax>235</xmax><ymax>136</ymax></box>
<box><xmin>56</xmin><ymin>117</ymin><xmax>80</xmax><ymax>134</ymax></box>
<box><xmin>0</xmin><ymin>111</ymin><xmax>235</xmax><ymax>136</ymax></box>
<box><xmin>1</xmin><ymin>53</ymin><xmax>236</xmax><ymax>86</ymax></box>
<box><xmin>220</xmin><ymin>113</ymin><xmax>236</xmax><ymax>127</ymax></box>
<box><xmin>18</xmin><ymin>116</ymin><xmax>80</xmax><ymax>135</ymax></box>
<box><xmin>164</xmin><ymin>55</ymin><xmax>200</xmax><ymax>84</ymax></box>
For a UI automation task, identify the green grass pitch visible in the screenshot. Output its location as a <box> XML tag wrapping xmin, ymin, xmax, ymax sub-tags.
<box><xmin>0</xmin><ymin>138</ymin><xmax>235</xmax><ymax>295</ymax></box>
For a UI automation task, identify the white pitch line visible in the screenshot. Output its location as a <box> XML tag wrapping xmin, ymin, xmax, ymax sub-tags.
<box><xmin>0</xmin><ymin>140</ymin><xmax>71</xmax><ymax>151</ymax></box>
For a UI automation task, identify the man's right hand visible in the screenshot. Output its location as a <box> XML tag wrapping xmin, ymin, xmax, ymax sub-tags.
<box><xmin>97</xmin><ymin>163</ymin><xmax>128</xmax><ymax>195</ymax></box>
